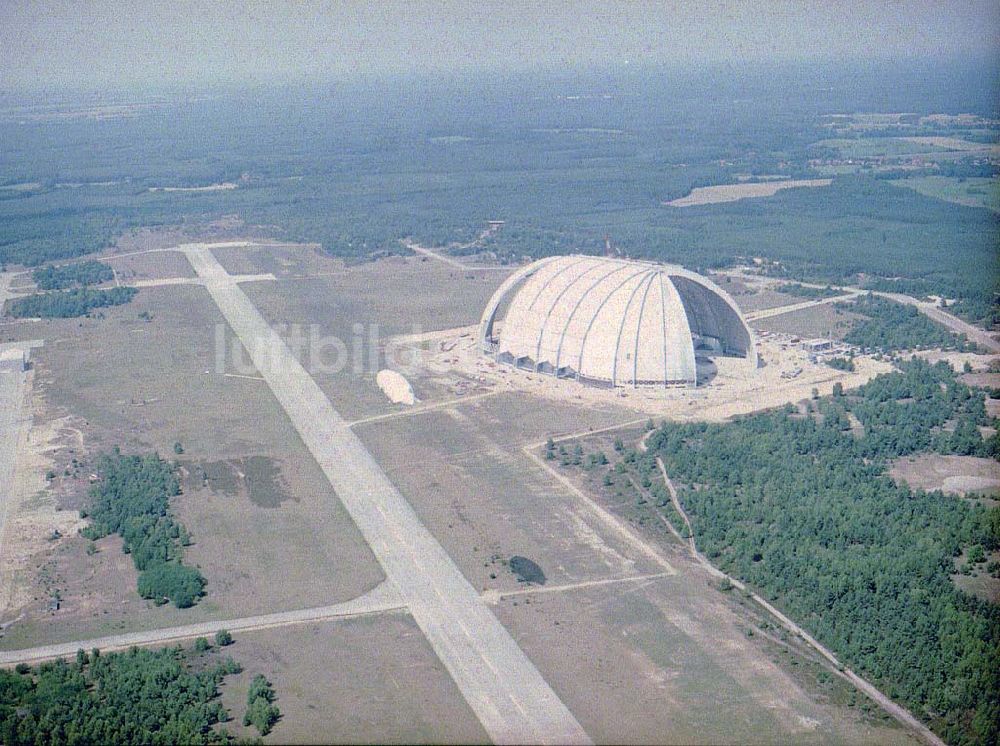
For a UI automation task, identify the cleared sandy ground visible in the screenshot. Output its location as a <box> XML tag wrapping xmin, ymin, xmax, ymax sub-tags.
<box><xmin>0</xmin><ymin>367</ymin><xmax>30</xmax><ymax>562</ymax></box>
<box><xmin>665</xmin><ymin>179</ymin><xmax>832</xmax><ymax>207</ymax></box>
<box><xmin>403</xmin><ymin>329</ymin><xmax>892</xmax><ymax>423</ymax></box>
<box><xmin>891</xmin><ymin>454</ymin><xmax>1000</xmax><ymax>496</ymax></box>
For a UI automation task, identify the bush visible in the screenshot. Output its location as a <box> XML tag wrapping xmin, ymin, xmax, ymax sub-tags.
<box><xmin>827</xmin><ymin>357</ymin><xmax>855</xmax><ymax>372</ymax></box>
<box><xmin>137</xmin><ymin>563</ymin><xmax>206</xmax><ymax>608</ymax></box>
<box><xmin>244</xmin><ymin>674</ymin><xmax>280</xmax><ymax>735</ymax></box>
<box><xmin>214</xmin><ymin>629</ymin><xmax>233</xmax><ymax>647</ymax></box>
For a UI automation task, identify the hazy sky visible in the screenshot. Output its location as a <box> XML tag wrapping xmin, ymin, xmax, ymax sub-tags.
<box><xmin>1</xmin><ymin>0</ymin><xmax>997</xmax><ymax>90</ymax></box>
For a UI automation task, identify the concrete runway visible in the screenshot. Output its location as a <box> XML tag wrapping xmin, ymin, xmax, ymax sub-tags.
<box><xmin>0</xmin><ymin>366</ymin><xmax>29</xmax><ymax>562</ymax></box>
<box><xmin>181</xmin><ymin>244</ymin><xmax>590</xmax><ymax>745</ymax></box>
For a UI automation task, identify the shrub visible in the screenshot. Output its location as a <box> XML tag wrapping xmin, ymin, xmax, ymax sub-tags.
<box><xmin>137</xmin><ymin>562</ymin><xmax>206</xmax><ymax>608</ymax></box>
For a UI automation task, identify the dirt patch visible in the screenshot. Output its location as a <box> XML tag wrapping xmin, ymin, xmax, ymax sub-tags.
<box><xmin>0</xmin><ymin>410</ymin><xmax>88</xmax><ymax>622</ymax></box>
<box><xmin>665</xmin><ymin>179</ymin><xmax>832</xmax><ymax>207</ymax></box>
<box><xmin>890</xmin><ymin>454</ymin><xmax>1000</xmax><ymax>496</ymax></box>
<box><xmin>185</xmin><ymin>456</ymin><xmax>294</xmax><ymax>508</ymax></box>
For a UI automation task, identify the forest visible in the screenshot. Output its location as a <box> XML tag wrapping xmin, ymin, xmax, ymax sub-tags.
<box><xmin>640</xmin><ymin>359</ymin><xmax>999</xmax><ymax>745</ymax></box>
<box><xmin>839</xmin><ymin>295</ymin><xmax>977</xmax><ymax>353</ymax></box>
<box><xmin>0</xmin><ymin>638</ymin><xmax>276</xmax><ymax>744</ymax></box>
<box><xmin>0</xmin><ymin>61</ymin><xmax>995</xmax><ymax>326</ymax></box>
<box><xmin>81</xmin><ymin>452</ymin><xmax>205</xmax><ymax>609</ymax></box>
<box><xmin>32</xmin><ymin>260</ymin><xmax>114</xmax><ymax>290</ymax></box>
<box><xmin>5</xmin><ymin>286</ymin><xmax>137</xmax><ymax>318</ymax></box>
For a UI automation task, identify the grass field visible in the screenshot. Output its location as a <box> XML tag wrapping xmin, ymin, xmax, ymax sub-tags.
<box><xmin>752</xmin><ymin>301</ymin><xmax>865</xmax><ymax>340</ymax></box>
<box><xmin>891</xmin><ymin>176</ymin><xmax>999</xmax><ymax>212</ymax></box>
<box><xmin>810</xmin><ymin>138</ymin><xmax>945</xmax><ymax>158</ymax></box>
<box><xmin>665</xmin><ymin>179</ymin><xmax>831</xmax><ymax>207</ymax></box>
<box><xmin>0</xmin><ymin>245</ymin><xmax>948</xmax><ymax>740</ymax></box>
<box><xmin>242</xmin><ymin>255</ymin><xmax>508</xmax><ymax>422</ymax></box>
<box><xmin>0</xmin><ymin>280</ymin><xmax>384</xmax><ymax>649</ymax></box>
<box><xmin>356</xmin><ymin>390</ymin><xmax>910</xmax><ymax>744</ymax></box>
<box><xmin>217</xmin><ymin>615</ymin><xmax>488</xmax><ymax>744</ymax></box>
<box><xmin>107</xmin><ymin>249</ymin><xmax>198</xmax><ymax>281</ymax></box>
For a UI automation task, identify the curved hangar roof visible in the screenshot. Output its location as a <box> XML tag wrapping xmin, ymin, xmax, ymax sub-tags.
<box><xmin>479</xmin><ymin>255</ymin><xmax>756</xmax><ymax>388</ymax></box>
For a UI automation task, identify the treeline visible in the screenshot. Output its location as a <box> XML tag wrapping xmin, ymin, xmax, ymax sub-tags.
<box><xmin>5</xmin><ymin>286</ymin><xmax>137</xmax><ymax>318</ymax></box>
<box><xmin>32</xmin><ymin>260</ymin><xmax>114</xmax><ymax>289</ymax></box>
<box><xmin>81</xmin><ymin>452</ymin><xmax>206</xmax><ymax>608</ymax></box>
<box><xmin>0</xmin><ymin>643</ymin><xmax>243</xmax><ymax>745</ymax></box>
<box><xmin>644</xmin><ymin>359</ymin><xmax>999</xmax><ymax>745</ymax></box>
<box><xmin>840</xmin><ymin>295</ymin><xmax>977</xmax><ymax>353</ymax></box>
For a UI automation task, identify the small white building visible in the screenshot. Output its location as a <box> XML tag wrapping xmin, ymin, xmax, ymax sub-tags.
<box><xmin>802</xmin><ymin>338</ymin><xmax>833</xmax><ymax>353</ymax></box>
<box><xmin>0</xmin><ymin>348</ymin><xmax>27</xmax><ymax>372</ymax></box>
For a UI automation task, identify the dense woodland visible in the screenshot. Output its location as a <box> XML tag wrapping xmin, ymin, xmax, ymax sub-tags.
<box><xmin>839</xmin><ymin>295</ymin><xmax>977</xmax><ymax>353</ymax></box>
<box><xmin>0</xmin><ymin>62</ymin><xmax>995</xmax><ymax>325</ymax></box>
<box><xmin>81</xmin><ymin>452</ymin><xmax>206</xmax><ymax>608</ymax></box>
<box><xmin>640</xmin><ymin>360</ymin><xmax>999</xmax><ymax>744</ymax></box>
<box><xmin>32</xmin><ymin>260</ymin><xmax>114</xmax><ymax>290</ymax></box>
<box><xmin>5</xmin><ymin>286</ymin><xmax>137</xmax><ymax>318</ymax></box>
<box><xmin>0</xmin><ymin>643</ymin><xmax>245</xmax><ymax>745</ymax></box>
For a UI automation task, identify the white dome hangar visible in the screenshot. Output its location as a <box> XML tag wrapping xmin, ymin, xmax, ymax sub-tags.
<box><xmin>479</xmin><ymin>255</ymin><xmax>757</xmax><ymax>388</ymax></box>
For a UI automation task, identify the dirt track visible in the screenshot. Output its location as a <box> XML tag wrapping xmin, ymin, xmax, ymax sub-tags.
<box><xmin>745</xmin><ymin>291</ymin><xmax>861</xmax><ymax>321</ymax></box>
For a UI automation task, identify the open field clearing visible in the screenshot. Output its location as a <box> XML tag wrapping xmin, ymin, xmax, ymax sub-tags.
<box><xmin>890</xmin><ymin>454</ymin><xmax>1000</xmax><ymax>496</ymax></box>
<box><xmin>218</xmin><ymin>614</ymin><xmax>488</xmax><ymax>744</ymax></box>
<box><xmin>148</xmin><ymin>182</ymin><xmax>238</xmax><ymax>193</ymax></box>
<box><xmin>212</xmin><ymin>242</ymin><xmax>335</xmax><ymax>278</ymax></box>
<box><xmin>105</xmin><ymin>249</ymin><xmax>197</xmax><ymax>280</ymax></box>
<box><xmin>745</xmin><ymin>292</ymin><xmax>861</xmax><ymax>322</ymax></box>
<box><xmin>357</xmin><ymin>391</ymin><xmax>912</xmax><ymax>744</ymax></box>
<box><xmin>890</xmin><ymin>176</ymin><xmax>999</xmax><ymax>212</ymax></box>
<box><xmin>242</xmin><ymin>255</ymin><xmax>508</xmax><ymax>422</ymax></box>
<box><xmin>810</xmin><ymin>138</ymin><xmax>945</xmax><ymax>158</ymax></box>
<box><xmin>731</xmin><ymin>287</ymin><xmax>815</xmax><ymax>313</ymax></box>
<box><xmin>355</xmin><ymin>397</ymin><xmax>661</xmax><ymax>595</ymax></box>
<box><xmin>752</xmin><ymin>301</ymin><xmax>865</xmax><ymax>340</ymax></box>
<box><xmin>665</xmin><ymin>179</ymin><xmax>832</xmax><ymax>206</ymax></box>
<box><xmin>900</xmin><ymin>136</ymin><xmax>999</xmax><ymax>152</ymax></box>
<box><xmin>0</xmin><ymin>284</ymin><xmax>384</xmax><ymax>649</ymax></box>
